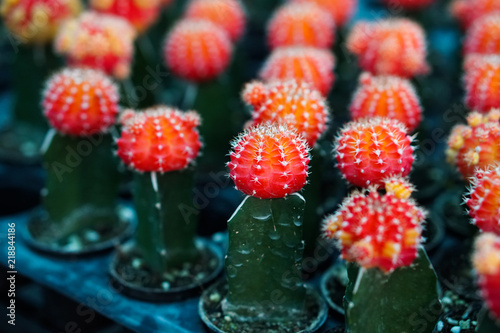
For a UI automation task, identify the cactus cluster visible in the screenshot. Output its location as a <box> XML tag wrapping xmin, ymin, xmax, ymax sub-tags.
<box><xmin>291</xmin><ymin>0</ymin><xmax>357</xmax><ymax>27</ymax></box>
<box><xmin>446</xmin><ymin>110</ymin><xmax>500</xmax><ymax>180</ymax></box>
<box><xmin>464</xmin><ymin>55</ymin><xmax>500</xmax><ymax>113</ymax></box>
<box><xmin>349</xmin><ymin>73</ymin><xmax>423</xmax><ymax>132</ymax></box>
<box><xmin>242</xmin><ymin>80</ymin><xmax>329</xmax><ymax>147</ymax></box>
<box><xmin>347</xmin><ymin>18</ymin><xmax>429</xmax><ymax>78</ymax></box>
<box><xmin>464</xmin><ymin>13</ymin><xmax>500</xmax><ymax>56</ymax></box>
<box><xmin>335</xmin><ymin>117</ymin><xmax>415</xmax><ymax>187</ymax></box>
<box><xmin>450</xmin><ymin>0</ymin><xmax>500</xmax><ymax>28</ymax></box>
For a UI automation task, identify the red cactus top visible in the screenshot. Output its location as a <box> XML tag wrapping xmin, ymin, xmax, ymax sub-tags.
<box><xmin>55</xmin><ymin>11</ymin><xmax>137</xmax><ymax>80</ymax></box>
<box><xmin>228</xmin><ymin>123</ymin><xmax>310</xmax><ymax>199</ymax></box>
<box><xmin>259</xmin><ymin>46</ymin><xmax>335</xmax><ymax>96</ymax></box>
<box><xmin>447</xmin><ymin>110</ymin><xmax>500</xmax><ymax>180</ymax></box>
<box><xmin>184</xmin><ymin>0</ymin><xmax>246</xmax><ymax>42</ymax></box>
<box><xmin>450</xmin><ymin>0</ymin><xmax>500</xmax><ymax>28</ymax></box>
<box><xmin>89</xmin><ymin>0</ymin><xmax>162</xmax><ymax>33</ymax></box>
<box><xmin>350</xmin><ymin>73</ymin><xmax>423</xmax><ymax>132</ymax></box>
<box><xmin>347</xmin><ymin>18</ymin><xmax>429</xmax><ymax>78</ymax></box>
<box><xmin>335</xmin><ymin>117</ymin><xmax>415</xmax><ymax>188</ymax></box>
<box><xmin>290</xmin><ymin>0</ymin><xmax>357</xmax><ymax>27</ymax></box>
<box><xmin>382</xmin><ymin>0</ymin><xmax>435</xmax><ymax>10</ymax></box>
<box><xmin>117</xmin><ymin>106</ymin><xmax>202</xmax><ymax>173</ymax></box>
<box><xmin>267</xmin><ymin>2</ymin><xmax>335</xmax><ymax>49</ymax></box>
<box><xmin>42</xmin><ymin>68</ymin><xmax>119</xmax><ymax>136</ymax></box>
<box><xmin>467</xmin><ymin>166</ymin><xmax>500</xmax><ymax>234</ymax></box>
<box><xmin>464</xmin><ymin>55</ymin><xmax>500</xmax><ymax>113</ymax></box>
<box><xmin>164</xmin><ymin>19</ymin><xmax>233</xmax><ymax>82</ymax></box>
<box><xmin>242</xmin><ymin>80</ymin><xmax>329</xmax><ymax>147</ymax></box>
<box><xmin>324</xmin><ymin>187</ymin><xmax>425</xmax><ymax>273</ymax></box>
<box><xmin>472</xmin><ymin>233</ymin><xmax>500</xmax><ymax>320</ymax></box>
<box><xmin>464</xmin><ymin>13</ymin><xmax>500</xmax><ymax>56</ymax></box>
<box><xmin>0</xmin><ymin>0</ymin><xmax>82</xmax><ymax>44</ymax></box>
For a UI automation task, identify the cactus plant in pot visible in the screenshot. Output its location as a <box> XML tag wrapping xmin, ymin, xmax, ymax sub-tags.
<box><xmin>24</xmin><ymin>67</ymin><xmax>134</xmax><ymax>255</ymax></box>
<box><xmin>199</xmin><ymin>123</ymin><xmax>327</xmax><ymax>332</ymax></box>
<box><xmin>109</xmin><ymin>106</ymin><xmax>223</xmax><ymax>301</ymax></box>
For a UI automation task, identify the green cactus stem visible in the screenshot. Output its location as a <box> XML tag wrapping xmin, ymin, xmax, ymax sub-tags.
<box><xmin>477</xmin><ymin>307</ymin><xmax>500</xmax><ymax>333</ymax></box>
<box><xmin>40</xmin><ymin>131</ymin><xmax>122</xmax><ymax>244</ymax></box>
<box><xmin>343</xmin><ymin>248</ymin><xmax>441</xmax><ymax>333</ymax></box>
<box><xmin>133</xmin><ymin>168</ymin><xmax>199</xmax><ymax>275</ymax></box>
<box><xmin>223</xmin><ymin>193</ymin><xmax>307</xmax><ymax>322</ymax></box>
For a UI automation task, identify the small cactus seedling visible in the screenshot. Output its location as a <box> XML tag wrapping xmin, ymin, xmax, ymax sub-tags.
<box><xmin>450</xmin><ymin>0</ymin><xmax>500</xmax><ymax>28</ymax></box>
<box><xmin>89</xmin><ymin>0</ymin><xmax>162</xmax><ymax>33</ymax></box>
<box><xmin>223</xmin><ymin>123</ymin><xmax>312</xmax><ymax>322</ymax></box>
<box><xmin>464</xmin><ymin>13</ymin><xmax>500</xmax><ymax>56</ymax></box>
<box><xmin>335</xmin><ymin>117</ymin><xmax>415</xmax><ymax>187</ymax></box>
<box><xmin>349</xmin><ymin>73</ymin><xmax>423</xmax><ymax>132</ymax></box>
<box><xmin>184</xmin><ymin>0</ymin><xmax>246</xmax><ymax>42</ymax></box>
<box><xmin>473</xmin><ymin>233</ymin><xmax>500</xmax><ymax>331</ymax></box>
<box><xmin>116</xmin><ymin>106</ymin><xmax>202</xmax><ymax>273</ymax></box>
<box><xmin>267</xmin><ymin>2</ymin><xmax>335</xmax><ymax>49</ymax></box>
<box><xmin>466</xmin><ymin>166</ymin><xmax>500</xmax><ymax>234</ymax></box>
<box><xmin>55</xmin><ymin>12</ymin><xmax>137</xmax><ymax>80</ymax></box>
<box><xmin>163</xmin><ymin>19</ymin><xmax>232</xmax><ymax>83</ymax></box>
<box><xmin>323</xmin><ymin>184</ymin><xmax>441</xmax><ymax>333</ymax></box>
<box><xmin>0</xmin><ymin>0</ymin><xmax>82</xmax><ymax>44</ymax></box>
<box><xmin>242</xmin><ymin>80</ymin><xmax>329</xmax><ymax>147</ymax></box>
<box><xmin>382</xmin><ymin>0</ymin><xmax>435</xmax><ymax>10</ymax></box>
<box><xmin>446</xmin><ymin>110</ymin><xmax>500</xmax><ymax>180</ymax></box>
<box><xmin>290</xmin><ymin>0</ymin><xmax>357</xmax><ymax>27</ymax></box>
<box><xmin>464</xmin><ymin>55</ymin><xmax>500</xmax><ymax>113</ymax></box>
<box><xmin>347</xmin><ymin>18</ymin><xmax>429</xmax><ymax>78</ymax></box>
<box><xmin>259</xmin><ymin>46</ymin><xmax>335</xmax><ymax>96</ymax></box>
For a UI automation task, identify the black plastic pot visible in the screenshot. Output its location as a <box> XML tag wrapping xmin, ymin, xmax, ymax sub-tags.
<box><xmin>320</xmin><ymin>259</ymin><xmax>348</xmax><ymax>317</ymax></box>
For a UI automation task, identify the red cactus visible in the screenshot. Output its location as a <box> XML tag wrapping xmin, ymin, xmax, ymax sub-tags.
<box><xmin>450</xmin><ymin>0</ymin><xmax>500</xmax><ymax>28</ymax></box>
<box><xmin>42</xmin><ymin>68</ymin><xmax>119</xmax><ymax>136</ymax></box>
<box><xmin>290</xmin><ymin>0</ymin><xmax>357</xmax><ymax>27</ymax></box>
<box><xmin>259</xmin><ymin>46</ymin><xmax>335</xmax><ymax>96</ymax></box>
<box><xmin>55</xmin><ymin>12</ymin><xmax>136</xmax><ymax>80</ymax></box>
<box><xmin>117</xmin><ymin>106</ymin><xmax>202</xmax><ymax>173</ymax></box>
<box><xmin>267</xmin><ymin>2</ymin><xmax>335</xmax><ymax>49</ymax></box>
<box><xmin>89</xmin><ymin>0</ymin><xmax>162</xmax><ymax>33</ymax></box>
<box><xmin>472</xmin><ymin>233</ymin><xmax>500</xmax><ymax>320</ymax></box>
<box><xmin>464</xmin><ymin>13</ymin><xmax>500</xmax><ymax>56</ymax></box>
<box><xmin>323</xmin><ymin>188</ymin><xmax>425</xmax><ymax>273</ymax></box>
<box><xmin>227</xmin><ymin>123</ymin><xmax>310</xmax><ymax>199</ymax></box>
<box><xmin>242</xmin><ymin>80</ymin><xmax>329</xmax><ymax>147</ymax></box>
<box><xmin>184</xmin><ymin>0</ymin><xmax>246</xmax><ymax>42</ymax></box>
<box><xmin>347</xmin><ymin>18</ymin><xmax>429</xmax><ymax>78</ymax></box>
<box><xmin>350</xmin><ymin>73</ymin><xmax>423</xmax><ymax>132</ymax></box>
<box><xmin>164</xmin><ymin>19</ymin><xmax>232</xmax><ymax>82</ymax></box>
<box><xmin>335</xmin><ymin>118</ymin><xmax>415</xmax><ymax>188</ymax></box>
<box><xmin>464</xmin><ymin>55</ymin><xmax>500</xmax><ymax>113</ymax></box>
<box><xmin>466</xmin><ymin>166</ymin><xmax>500</xmax><ymax>234</ymax></box>
<box><xmin>447</xmin><ymin>110</ymin><xmax>500</xmax><ymax>180</ymax></box>
<box><xmin>382</xmin><ymin>0</ymin><xmax>435</xmax><ymax>10</ymax></box>
<box><xmin>0</xmin><ymin>0</ymin><xmax>82</xmax><ymax>44</ymax></box>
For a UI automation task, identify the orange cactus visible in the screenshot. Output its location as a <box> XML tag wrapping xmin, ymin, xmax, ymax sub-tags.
<box><xmin>290</xmin><ymin>0</ymin><xmax>357</xmax><ymax>27</ymax></box>
<box><xmin>472</xmin><ymin>233</ymin><xmax>500</xmax><ymax>320</ymax></box>
<box><xmin>464</xmin><ymin>55</ymin><xmax>500</xmax><ymax>113</ymax></box>
<box><xmin>267</xmin><ymin>2</ymin><xmax>335</xmax><ymax>49</ymax></box>
<box><xmin>242</xmin><ymin>80</ymin><xmax>329</xmax><ymax>147</ymax></box>
<box><xmin>382</xmin><ymin>0</ymin><xmax>435</xmax><ymax>10</ymax></box>
<box><xmin>55</xmin><ymin>12</ymin><xmax>136</xmax><ymax>80</ymax></box>
<box><xmin>89</xmin><ymin>0</ymin><xmax>162</xmax><ymax>33</ymax></box>
<box><xmin>259</xmin><ymin>46</ymin><xmax>335</xmax><ymax>96</ymax></box>
<box><xmin>464</xmin><ymin>13</ymin><xmax>500</xmax><ymax>56</ymax></box>
<box><xmin>42</xmin><ymin>68</ymin><xmax>119</xmax><ymax>136</ymax></box>
<box><xmin>184</xmin><ymin>0</ymin><xmax>246</xmax><ymax>42</ymax></box>
<box><xmin>0</xmin><ymin>0</ymin><xmax>81</xmax><ymax>44</ymax></box>
<box><xmin>323</xmin><ymin>187</ymin><xmax>425</xmax><ymax>273</ymax></box>
<box><xmin>347</xmin><ymin>18</ymin><xmax>429</xmax><ymax>78</ymax></box>
<box><xmin>164</xmin><ymin>19</ymin><xmax>232</xmax><ymax>82</ymax></box>
<box><xmin>446</xmin><ymin>110</ymin><xmax>500</xmax><ymax>180</ymax></box>
<box><xmin>227</xmin><ymin>123</ymin><xmax>310</xmax><ymax>199</ymax></box>
<box><xmin>466</xmin><ymin>166</ymin><xmax>500</xmax><ymax>234</ymax></box>
<box><xmin>335</xmin><ymin>117</ymin><xmax>415</xmax><ymax>188</ymax></box>
<box><xmin>117</xmin><ymin>106</ymin><xmax>202</xmax><ymax>173</ymax></box>
<box><xmin>450</xmin><ymin>0</ymin><xmax>500</xmax><ymax>28</ymax></box>
<box><xmin>350</xmin><ymin>73</ymin><xmax>423</xmax><ymax>132</ymax></box>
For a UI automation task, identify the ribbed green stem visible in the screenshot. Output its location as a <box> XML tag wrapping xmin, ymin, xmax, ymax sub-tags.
<box><xmin>477</xmin><ymin>307</ymin><xmax>500</xmax><ymax>333</ymax></box>
<box><xmin>344</xmin><ymin>248</ymin><xmax>441</xmax><ymax>333</ymax></box>
<box><xmin>302</xmin><ymin>150</ymin><xmax>323</xmax><ymax>258</ymax></box>
<box><xmin>223</xmin><ymin>194</ymin><xmax>307</xmax><ymax>321</ymax></box>
<box><xmin>133</xmin><ymin>169</ymin><xmax>199</xmax><ymax>275</ymax></box>
<box><xmin>42</xmin><ymin>132</ymin><xmax>121</xmax><ymax>238</ymax></box>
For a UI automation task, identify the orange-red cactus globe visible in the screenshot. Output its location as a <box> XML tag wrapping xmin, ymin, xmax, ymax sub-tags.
<box><xmin>117</xmin><ymin>106</ymin><xmax>202</xmax><ymax>173</ymax></box>
<box><xmin>464</xmin><ymin>55</ymin><xmax>500</xmax><ymax>113</ymax></box>
<box><xmin>290</xmin><ymin>0</ymin><xmax>357</xmax><ymax>27</ymax></box>
<box><xmin>228</xmin><ymin>123</ymin><xmax>310</xmax><ymax>199</ymax></box>
<box><xmin>464</xmin><ymin>13</ymin><xmax>500</xmax><ymax>56</ymax></box>
<box><xmin>451</xmin><ymin>0</ymin><xmax>500</xmax><ymax>28</ymax></box>
<box><xmin>42</xmin><ymin>68</ymin><xmax>119</xmax><ymax>136</ymax></box>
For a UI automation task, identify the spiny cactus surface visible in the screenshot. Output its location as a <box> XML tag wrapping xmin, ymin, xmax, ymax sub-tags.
<box><xmin>290</xmin><ymin>0</ymin><xmax>357</xmax><ymax>27</ymax></box>
<box><xmin>464</xmin><ymin>55</ymin><xmax>500</xmax><ymax>113</ymax></box>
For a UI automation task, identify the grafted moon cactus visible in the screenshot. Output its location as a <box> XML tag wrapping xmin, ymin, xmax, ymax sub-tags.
<box><xmin>291</xmin><ymin>0</ymin><xmax>357</xmax><ymax>27</ymax></box>
<box><xmin>464</xmin><ymin>13</ymin><xmax>500</xmax><ymax>56</ymax></box>
<box><xmin>464</xmin><ymin>55</ymin><xmax>500</xmax><ymax>113</ymax></box>
<box><xmin>450</xmin><ymin>0</ymin><xmax>500</xmax><ymax>28</ymax></box>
